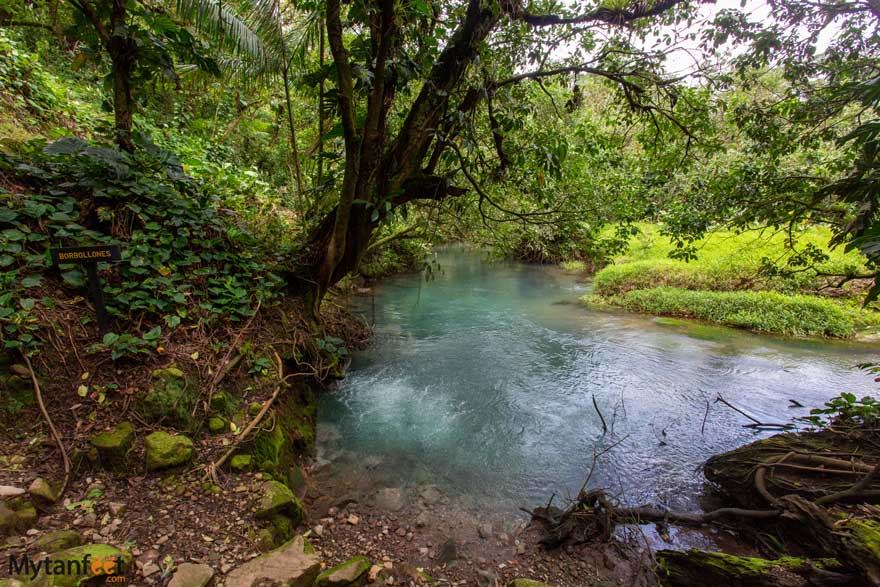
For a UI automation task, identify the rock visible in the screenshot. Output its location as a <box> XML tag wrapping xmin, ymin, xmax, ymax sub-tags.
<box><xmin>141</xmin><ymin>562</ymin><xmax>161</xmax><ymax>576</ymax></box>
<box><xmin>374</xmin><ymin>487</ymin><xmax>405</xmax><ymax>512</ymax></box>
<box><xmin>168</xmin><ymin>563</ymin><xmax>214</xmax><ymax>587</ymax></box>
<box><xmin>14</xmin><ymin>502</ymin><xmax>37</xmax><ymax>527</ymax></box>
<box><xmin>395</xmin><ymin>527</ymin><xmax>407</xmax><ymax>537</ymax></box>
<box><xmin>347</xmin><ymin>514</ymin><xmax>359</xmax><ymax>525</ymax></box>
<box><xmin>415</xmin><ymin>511</ymin><xmax>430</xmax><ymax>528</ymax></box>
<box><xmin>420</xmin><ymin>486</ymin><xmax>442</xmax><ymax>506</ymax></box>
<box><xmin>90</xmin><ymin>421</ymin><xmax>134</xmax><ymax>464</ymax></box>
<box><xmin>140</xmin><ymin>365</ymin><xmax>195</xmax><ymax>428</ymax></box>
<box><xmin>313</xmin><ymin>524</ymin><xmax>324</xmax><ymax>537</ymax></box>
<box><xmin>144</xmin><ymin>431</ymin><xmax>194</xmax><ymax>471</ymax></box>
<box><xmin>0</xmin><ymin>486</ymin><xmax>25</xmax><ymax>499</ymax></box>
<box><xmin>28</xmin><ymin>477</ymin><xmax>59</xmax><ymax>506</ymax></box>
<box><xmin>0</xmin><ymin>579</ymin><xmax>26</xmax><ymax>587</ymax></box>
<box><xmin>210</xmin><ymin>391</ymin><xmax>231</xmax><ymax>412</ymax></box>
<box><xmin>436</xmin><ymin>539</ymin><xmax>457</xmax><ymax>564</ymax></box>
<box><xmin>0</xmin><ymin>502</ymin><xmax>17</xmax><ymax>532</ymax></box>
<box><xmin>255</xmin><ymin>481</ymin><xmax>304</xmax><ymax>524</ymax></box>
<box><xmin>508</xmin><ymin>581</ymin><xmax>553</xmax><ymax>587</ymax></box>
<box><xmin>107</xmin><ymin>502</ymin><xmax>127</xmax><ymax>516</ymax></box>
<box><xmin>208</xmin><ymin>416</ymin><xmax>228</xmax><ymax>434</ymax></box>
<box><xmin>315</xmin><ymin>556</ymin><xmax>372</xmax><ymax>587</ymax></box>
<box><xmin>477</xmin><ymin>569</ymin><xmax>499</xmax><ymax>587</ymax></box>
<box><xmin>478</xmin><ymin>523</ymin><xmax>492</xmax><ymax>540</ymax></box>
<box><xmin>224</xmin><ymin>536</ymin><xmax>320</xmax><ymax>587</ymax></box>
<box><xmin>22</xmin><ymin>543</ymin><xmax>131</xmax><ymax>587</ymax></box>
<box><xmin>32</xmin><ymin>529</ymin><xmax>82</xmax><ymax>552</ymax></box>
<box><xmin>230</xmin><ymin>454</ymin><xmax>254</xmax><ymax>472</ymax></box>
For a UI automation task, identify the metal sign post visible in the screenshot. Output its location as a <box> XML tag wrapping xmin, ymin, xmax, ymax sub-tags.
<box><xmin>50</xmin><ymin>245</ymin><xmax>122</xmax><ymax>336</ymax></box>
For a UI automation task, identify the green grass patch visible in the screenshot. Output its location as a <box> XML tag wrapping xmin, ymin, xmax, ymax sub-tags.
<box><xmin>594</xmin><ymin>223</ymin><xmax>869</xmax><ymax>296</ymax></box>
<box><xmin>600</xmin><ymin>287</ymin><xmax>880</xmax><ymax>338</ymax></box>
<box><xmin>560</xmin><ymin>260</ymin><xmax>587</xmax><ymax>272</ymax></box>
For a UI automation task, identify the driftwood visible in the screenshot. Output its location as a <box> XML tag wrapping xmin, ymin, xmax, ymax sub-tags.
<box><xmin>524</xmin><ymin>424</ymin><xmax>880</xmax><ymax>585</ymax></box>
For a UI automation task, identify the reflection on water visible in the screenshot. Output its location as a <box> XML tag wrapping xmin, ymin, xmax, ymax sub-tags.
<box><xmin>317</xmin><ymin>246</ymin><xmax>877</xmax><ymax>512</ymax></box>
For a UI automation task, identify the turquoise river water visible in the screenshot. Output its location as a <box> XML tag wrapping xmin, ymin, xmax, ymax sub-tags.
<box><xmin>316</xmin><ymin>246</ymin><xmax>877</xmax><ymax>514</ymax></box>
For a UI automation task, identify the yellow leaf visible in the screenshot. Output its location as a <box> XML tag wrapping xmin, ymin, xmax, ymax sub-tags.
<box><xmin>190</xmin><ymin>352</ymin><xmax>199</xmax><ymax>360</ymax></box>
<box><xmin>81</xmin><ymin>372</ymin><xmax>90</xmax><ymax>380</ymax></box>
<box><xmin>77</xmin><ymin>385</ymin><xmax>88</xmax><ymax>397</ymax></box>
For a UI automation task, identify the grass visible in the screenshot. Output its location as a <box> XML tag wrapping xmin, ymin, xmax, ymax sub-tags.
<box><xmin>596</xmin><ymin>287</ymin><xmax>880</xmax><ymax>338</ymax></box>
<box><xmin>587</xmin><ymin>224</ymin><xmax>880</xmax><ymax>338</ymax></box>
<box><xmin>593</xmin><ymin>224</ymin><xmax>869</xmax><ymax>296</ymax></box>
<box><xmin>560</xmin><ymin>260</ymin><xmax>587</xmax><ymax>272</ymax></box>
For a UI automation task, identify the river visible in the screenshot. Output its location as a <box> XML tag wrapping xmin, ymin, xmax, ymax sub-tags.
<box><xmin>316</xmin><ymin>246</ymin><xmax>877</xmax><ymax>516</ymax></box>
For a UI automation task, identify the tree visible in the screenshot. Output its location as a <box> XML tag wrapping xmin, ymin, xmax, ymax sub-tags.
<box><xmin>296</xmin><ymin>0</ymin><xmax>700</xmax><ymax>321</ymax></box>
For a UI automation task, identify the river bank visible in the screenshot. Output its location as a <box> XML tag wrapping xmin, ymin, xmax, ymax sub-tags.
<box><xmin>579</xmin><ymin>224</ymin><xmax>880</xmax><ymax>339</ymax></box>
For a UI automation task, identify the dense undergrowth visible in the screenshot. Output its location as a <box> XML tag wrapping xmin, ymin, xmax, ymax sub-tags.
<box><xmin>582</xmin><ymin>224</ymin><xmax>880</xmax><ymax>338</ymax></box>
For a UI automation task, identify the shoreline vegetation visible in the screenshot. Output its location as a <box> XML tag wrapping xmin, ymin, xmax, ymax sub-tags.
<box><xmin>575</xmin><ymin>224</ymin><xmax>880</xmax><ymax>339</ymax></box>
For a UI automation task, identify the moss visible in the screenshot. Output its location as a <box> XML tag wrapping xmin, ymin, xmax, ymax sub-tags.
<box><xmin>230</xmin><ymin>454</ymin><xmax>254</xmax><ymax>471</ymax></box>
<box><xmin>252</xmin><ymin>390</ymin><xmax>316</xmax><ymax>482</ymax></box>
<box><xmin>137</xmin><ymin>365</ymin><xmax>197</xmax><ymax>429</ymax></box>
<box><xmin>656</xmin><ymin>550</ymin><xmax>840</xmax><ymax>586</ymax></box>
<box><xmin>254</xmin><ymin>480</ymin><xmax>304</xmax><ymax>524</ymax></box>
<box><xmin>23</xmin><ymin>544</ymin><xmax>131</xmax><ymax>587</ymax></box>
<box><xmin>207</xmin><ymin>416</ymin><xmax>228</xmax><ymax>433</ymax></box>
<box><xmin>144</xmin><ymin>431</ymin><xmax>194</xmax><ymax>471</ymax></box>
<box><xmin>89</xmin><ymin>421</ymin><xmax>134</xmax><ymax>464</ymax></box>
<box><xmin>314</xmin><ymin>556</ymin><xmax>372</xmax><ymax>587</ymax></box>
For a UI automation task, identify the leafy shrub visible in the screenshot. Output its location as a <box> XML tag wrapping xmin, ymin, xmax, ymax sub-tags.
<box><xmin>800</xmin><ymin>391</ymin><xmax>880</xmax><ymax>428</ymax></box>
<box><xmin>0</xmin><ymin>136</ymin><xmax>284</xmax><ymax>353</ymax></box>
<box><xmin>600</xmin><ymin>287</ymin><xmax>877</xmax><ymax>337</ymax></box>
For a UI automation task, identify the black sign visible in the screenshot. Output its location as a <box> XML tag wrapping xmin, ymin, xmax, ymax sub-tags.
<box><xmin>50</xmin><ymin>245</ymin><xmax>123</xmax><ymax>336</ymax></box>
<box><xmin>50</xmin><ymin>245</ymin><xmax>121</xmax><ymax>265</ymax></box>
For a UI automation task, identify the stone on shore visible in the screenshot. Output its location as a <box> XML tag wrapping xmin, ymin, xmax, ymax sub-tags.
<box><xmin>224</xmin><ymin>536</ymin><xmax>320</xmax><ymax>587</ymax></box>
<box><xmin>167</xmin><ymin>562</ymin><xmax>214</xmax><ymax>587</ymax></box>
<box><xmin>255</xmin><ymin>480</ymin><xmax>304</xmax><ymax>524</ymax></box>
<box><xmin>314</xmin><ymin>556</ymin><xmax>372</xmax><ymax>587</ymax></box>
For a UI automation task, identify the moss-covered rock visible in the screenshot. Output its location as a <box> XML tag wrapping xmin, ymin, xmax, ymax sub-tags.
<box><xmin>230</xmin><ymin>454</ymin><xmax>254</xmax><ymax>471</ymax></box>
<box><xmin>89</xmin><ymin>422</ymin><xmax>135</xmax><ymax>465</ymax></box>
<box><xmin>208</xmin><ymin>416</ymin><xmax>228</xmax><ymax>433</ymax></box>
<box><xmin>656</xmin><ymin>550</ymin><xmax>844</xmax><ymax>587</ymax></box>
<box><xmin>314</xmin><ymin>556</ymin><xmax>372</xmax><ymax>587</ymax></box>
<box><xmin>138</xmin><ymin>365</ymin><xmax>197</xmax><ymax>429</ymax></box>
<box><xmin>32</xmin><ymin>529</ymin><xmax>82</xmax><ymax>552</ymax></box>
<box><xmin>20</xmin><ymin>543</ymin><xmax>131</xmax><ymax>587</ymax></box>
<box><xmin>144</xmin><ymin>431</ymin><xmax>194</xmax><ymax>471</ymax></box>
<box><xmin>254</xmin><ymin>480</ymin><xmax>304</xmax><ymax>524</ymax></box>
<box><xmin>28</xmin><ymin>477</ymin><xmax>60</xmax><ymax>506</ymax></box>
<box><xmin>210</xmin><ymin>391</ymin><xmax>232</xmax><ymax>413</ymax></box>
<box><xmin>0</xmin><ymin>501</ymin><xmax>17</xmax><ymax>533</ymax></box>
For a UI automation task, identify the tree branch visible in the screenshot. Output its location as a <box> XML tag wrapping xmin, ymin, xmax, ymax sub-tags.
<box><xmin>503</xmin><ymin>0</ymin><xmax>691</xmax><ymax>28</ymax></box>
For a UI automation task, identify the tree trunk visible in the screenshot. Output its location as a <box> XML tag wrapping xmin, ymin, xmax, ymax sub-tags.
<box><xmin>109</xmin><ymin>42</ymin><xmax>136</xmax><ymax>152</ymax></box>
<box><xmin>108</xmin><ymin>0</ymin><xmax>136</xmax><ymax>152</ymax></box>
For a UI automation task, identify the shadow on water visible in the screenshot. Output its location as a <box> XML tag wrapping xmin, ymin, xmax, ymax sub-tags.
<box><xmin>317</xmin><ymin>245</ymin><xmax>877</xmax><ymax>515</ymax></box>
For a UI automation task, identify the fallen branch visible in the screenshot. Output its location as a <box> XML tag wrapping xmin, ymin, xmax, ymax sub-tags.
<box><xmin>592</xmin><ymin>394</ymin><xmax>607</xmax><ymax>434</ymax></box>
<box><xmin>203</xmin><ymin>349</ymin><xmax>281</xmax><ymax>482</ymax></box>
<box><xmin>21</xmin><ymin>352</ymin><xmax>70</xmax><ymax>499</ymax></box>
<box><xmin>716</xmin><ymin>394</ymin><xmax>794</xmax><ymax>430</ymax></box>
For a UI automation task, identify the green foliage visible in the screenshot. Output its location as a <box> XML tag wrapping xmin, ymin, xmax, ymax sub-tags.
<box><xmin>0</xmin><ymin>136</ymin><xmax>284</xmax><ymax>354</ymax></box>
<box><xmin>597</xmin><ymin>287</ymin><xmax>875</xmax><ymax>338</ymax></box>
<box><xmin>800</xmin><ymin>386</ymin><xmax>880</xmax><ymax>429</ymax></box>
